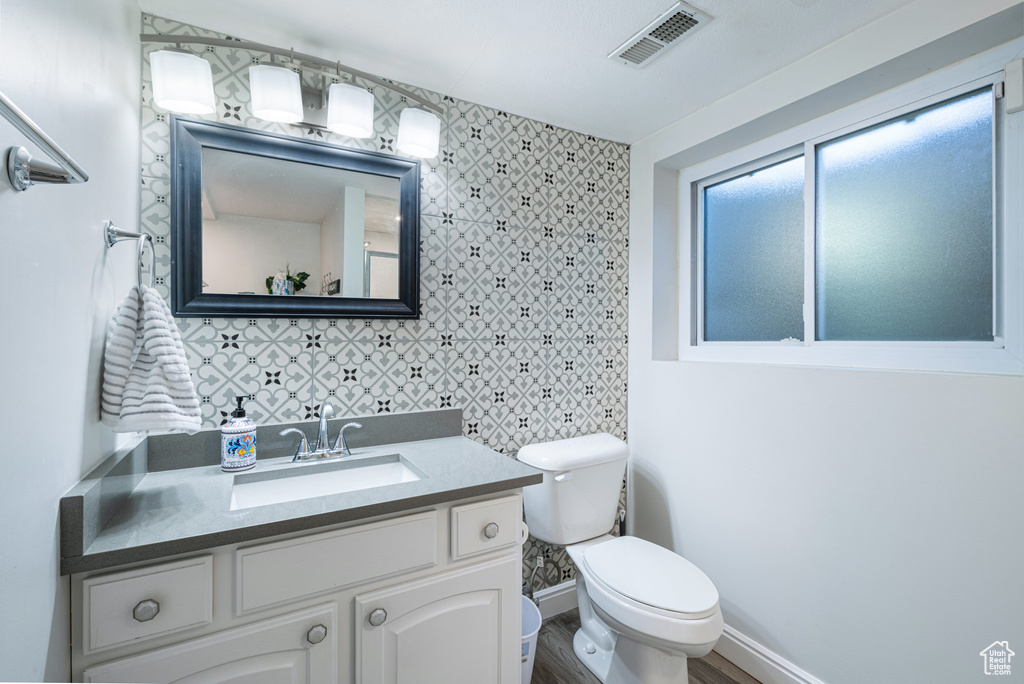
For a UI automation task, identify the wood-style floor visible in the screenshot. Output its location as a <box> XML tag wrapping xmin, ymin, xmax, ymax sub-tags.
<box><xmin>530</xmin><ymin>609</ymin><xmax>762</xmax><ymax>684</ymax></box>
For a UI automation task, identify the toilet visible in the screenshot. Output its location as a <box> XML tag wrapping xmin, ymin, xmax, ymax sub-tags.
<box><xmin>518</xmin><ymin>433</ymin><xmax>723</xmax><ymax>684</ymax></box>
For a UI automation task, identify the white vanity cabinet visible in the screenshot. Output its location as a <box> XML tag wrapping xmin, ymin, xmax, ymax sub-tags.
<box><xmin>355</xmin><ymin>555</ymin><xmax>520</xmax><ymax>684</ymax></box>
<box><xmin>71</xmin><ymin>492</ymin><xmax>524</xmax><ymax>684</ymax></box>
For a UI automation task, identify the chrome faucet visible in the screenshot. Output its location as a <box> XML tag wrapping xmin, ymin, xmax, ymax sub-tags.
<box><xmin>314</xmin><ymin>402</ymin><xmax>335</xmax><ymax>453</ymax></box>
<box><xmin>279</xmin><ymin>402</ymin><xmax>363</xmax><ymax>462</ymax></box>
<box><xmin>333</xmin><ymin>422</ymin><xmax>363</xmax><ymax>458</ymax></box>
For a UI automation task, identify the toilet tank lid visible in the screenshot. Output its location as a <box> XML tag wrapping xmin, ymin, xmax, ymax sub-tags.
<box><xmin>517</xmin><ymin>433</ymin><xmax>628</xmax><ymax>471</ymax></box>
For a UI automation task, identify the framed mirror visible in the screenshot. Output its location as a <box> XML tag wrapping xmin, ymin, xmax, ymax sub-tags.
<box><xmin>170</xmin><ymin>116</ymin><xmax>420</xmax><ymax>318</ymax></box>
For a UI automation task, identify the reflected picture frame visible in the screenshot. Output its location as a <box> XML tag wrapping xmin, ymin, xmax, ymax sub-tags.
<box><xmin>170</xmin><ymin>116</ymin><xmax>420</xmax><ymax>318</ymax></box>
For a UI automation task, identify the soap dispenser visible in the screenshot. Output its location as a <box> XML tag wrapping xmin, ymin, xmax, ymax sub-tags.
<box><xmin>221</xmin><ymin>396</ymin><xmax>256</xmax><ymax>472</ymax></box>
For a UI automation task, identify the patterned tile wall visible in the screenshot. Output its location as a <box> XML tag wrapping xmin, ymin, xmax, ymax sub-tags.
<box><xmin>140</xmin><ymin>14</ymin><xmax>629</xmax><ymax>592</ymax></box>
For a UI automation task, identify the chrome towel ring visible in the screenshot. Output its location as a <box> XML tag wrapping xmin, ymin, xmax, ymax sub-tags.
<box><xmin>105</xmin><ymin>221</ymin><xmax>154</xmax><ymax>289</ymax></box>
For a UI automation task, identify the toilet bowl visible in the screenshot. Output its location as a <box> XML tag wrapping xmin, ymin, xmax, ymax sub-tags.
<box><xmin>518</xmin><ymin>434</ymin><xmax>723</xmax><ymax>684</ymax></box>
<box><xmin>568</xmin><ymin>535</ymin><xmax>723</xmax><ymax>683</ymax></box>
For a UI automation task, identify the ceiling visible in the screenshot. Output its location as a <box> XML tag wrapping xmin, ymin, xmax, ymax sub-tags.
<box><xmin>139</xmin><ymin>0</ymin><xmax>919</xmax><ymax>143</ymax></box>
<box><xmin>201</xmin><ymin>149</ymin><xmax>399</xmax><ymax>224</ymax></box>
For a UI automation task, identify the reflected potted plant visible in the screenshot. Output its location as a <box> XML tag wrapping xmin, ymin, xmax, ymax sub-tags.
<box><xmin>266</xmin><ymin>265</ymin><xmax>310</xmax><ymax>296</ymax></box>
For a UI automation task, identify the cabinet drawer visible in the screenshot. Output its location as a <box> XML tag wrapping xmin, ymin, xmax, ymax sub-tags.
<box><xmin>83</xmin><ymin>555</ymin><xmax>213</xmax><ymax>655</ymax></box>
<box><xmin>236</xmin><ymin>510</ymin><xmax>437</xmax><ymax>614</ymax></box>
<box><xmin>450</xmin><ymin>495</ymin><xmax>521</xmax><ymax>561</ymax></box>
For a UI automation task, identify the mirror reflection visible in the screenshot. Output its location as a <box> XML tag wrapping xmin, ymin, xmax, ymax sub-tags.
<box><xmin>200</xmin><ymin>148</ymin><xmax>401</xmax><ymax>299</ymax></box>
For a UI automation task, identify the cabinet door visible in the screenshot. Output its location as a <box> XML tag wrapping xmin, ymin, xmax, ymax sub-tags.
<box><xmin>83</xmin><ymin>603</ymin><xmax>337</xmax><ymax>684</ymax></box>
<box><xmin>355</xmin><ymin>554</ymin><xmax>520</xmax><ymax>684</ymax></box>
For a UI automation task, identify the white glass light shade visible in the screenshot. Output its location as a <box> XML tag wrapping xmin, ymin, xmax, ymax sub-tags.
<box><xmin>327</xmin><ymin>83</ymin><xmax>374</xmax><ymax>138</ymax></box>
<box><xmin>249</xmin><ymin>65</ymin><xmax>303</xmax><ymax>123</ymax></box>
<box><xmin>150</xmin><ymin>50</ymin><xmax>215</xmax><ymax>114</ymax></box>
<box><xmin>397</xmin><ymin>108</ymin><xmax>441</xmax><ymax>158</ymax></box>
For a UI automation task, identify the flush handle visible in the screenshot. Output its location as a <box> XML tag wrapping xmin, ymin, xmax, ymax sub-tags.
<box><xmin>368</xmin><ymin>608</ymin><xmax>387</xmax><ymax>627</ymax></box>
<box><xmin>484</xmin><ymin>522</ymin><xmax>500</xmax><ymax>539</ymax></box>
<box><xmin>132</xmin><ymin>599</ymin><xmax>160</xmax><ymax>623</ymax></box>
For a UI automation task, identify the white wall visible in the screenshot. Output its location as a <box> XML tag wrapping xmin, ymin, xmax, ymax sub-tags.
<box><xmin>342</xmin><ymin>186</ymin><xmax>366</xmax><ymax>297</ymax></box>
<box><xmin>628</xmin><ymin>1</ymin><xmax>1024</xmax><ymax>683</ymax></box>
<box><xmin>202</xmin><ymin>214</ymin><xmax>321</xmax><ymax>294</ymax></box>
<box><xmin>364</xmin><ymin>229</ymin><xmax>398</xmax><ymax>254</ymax></box>
<box><xmin>320</xmin><ymin>197</ymin><xmax>344</xmax><ymax>295</ymax></box>
<box><xmin>0</xmin><ymin>0</ymin><xmax>140</xmax><ymax>680</ymax></box>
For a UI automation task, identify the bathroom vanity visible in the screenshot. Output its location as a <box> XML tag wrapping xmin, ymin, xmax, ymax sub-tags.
<box><xmin>60</xmin><ymin>409</ymin><xmax>541</xmax><ymax>683</ymax></box>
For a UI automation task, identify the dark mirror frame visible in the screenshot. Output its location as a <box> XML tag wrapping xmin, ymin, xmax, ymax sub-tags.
<box><xmin>170</xmin><ymin>116</ymin><xmax>420</xmax><ymax>318</ymax></box>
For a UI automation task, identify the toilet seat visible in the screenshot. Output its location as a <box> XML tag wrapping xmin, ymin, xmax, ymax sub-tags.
<box><xmin>582</xmin><ymin>536</ymin><xmax>720</xmax><ymax>619</ymax></box>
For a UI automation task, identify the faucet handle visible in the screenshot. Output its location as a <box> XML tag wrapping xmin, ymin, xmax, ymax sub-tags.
<box><xmin>333</xmin><ymin>422</ymin><xmax>363</xmax><ymax>456</ymax></box>
<box><xmin>279</xmin><ymin>428</ymin><xmax>311</xmax><ymax>461</ymax></box>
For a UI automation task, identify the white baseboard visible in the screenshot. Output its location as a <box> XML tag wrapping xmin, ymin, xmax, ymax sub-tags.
<box><xmin>534</xmin><ymin>580</ymin><xmax>578</xmax><ymax>620</ymax></box>
<box><xmin>715</xmin><ymin>624</ymin><xmax>826</xmax><ymax>684</ymax></box>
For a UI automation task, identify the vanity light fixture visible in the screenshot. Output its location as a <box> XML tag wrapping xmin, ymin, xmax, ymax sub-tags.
<box><xmin>249</xmin><ymin>64</ymin><xmax>304</xmax><ymax>123</ymax></box>
<box><xmin>150</xmin><ymin>50</ymin><xmax>216</xmax><ymax>115</ymax></box>
<box><xmin>141</xmin><ymin>33</ymin><xmax>445</xmax><ymax>157</ymax></box>
<box><xmin>397</xmin><ymin>108</ymin><xmax>441</xmax><ymax>158</ymax></box>
<box><xmin>327</xmin><ymin>82</ymin><xmax>374</xmax><ymax>138</ymax></box>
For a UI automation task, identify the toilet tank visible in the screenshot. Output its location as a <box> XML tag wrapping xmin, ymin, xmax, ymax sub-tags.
<box><xmin>517</xmin><ymin>433</ymin><xmax>628</xmax><ymax>546</ymax></box>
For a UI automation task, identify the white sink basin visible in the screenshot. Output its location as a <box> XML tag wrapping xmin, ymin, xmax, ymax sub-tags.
<box><xmin>229</xmin><ymin>454</ymin><xmax>424</xmax><ymax>510</ymax></box>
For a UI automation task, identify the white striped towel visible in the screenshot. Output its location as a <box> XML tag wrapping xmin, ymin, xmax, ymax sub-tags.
<box><xmin>101</xmin><ymin>284</ymin><xmax>201</xmax><ymax>434</ymax></box>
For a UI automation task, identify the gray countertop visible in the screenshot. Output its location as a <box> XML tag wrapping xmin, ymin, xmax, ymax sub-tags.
<box><xmin>61</xmin><ymin>434</ymin><xmax>541</xmax><ymax>575</ymax></box>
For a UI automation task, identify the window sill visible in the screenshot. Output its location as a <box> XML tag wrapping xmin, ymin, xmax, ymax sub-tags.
<box><xmin>676</xmin><ymin>343</ymin><xmax>1024</xmax><ymax>376</ymax></box>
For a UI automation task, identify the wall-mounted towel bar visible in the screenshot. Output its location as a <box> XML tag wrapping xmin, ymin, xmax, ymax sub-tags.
<box><xmin>1</xmin><ymin>87</ymin><xmax>89</xmax><ymax>191</ymax></box>
<box><xmin>105</xmin><ymin>221</ymin><xmax>154</xmax><ymax>289</ymax></box>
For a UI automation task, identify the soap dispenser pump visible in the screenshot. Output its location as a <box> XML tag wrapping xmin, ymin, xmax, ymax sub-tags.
<box><xmin>221</xmin><ymin>396</ymin><xmax>256</xmax><ymax>472</ymax></box>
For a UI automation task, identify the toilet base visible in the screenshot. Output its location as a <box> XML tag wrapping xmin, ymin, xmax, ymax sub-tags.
<box><xmin>573</xmin><ymin>627</ymin><xmax>689</xmax><ymax>684</ymax></box>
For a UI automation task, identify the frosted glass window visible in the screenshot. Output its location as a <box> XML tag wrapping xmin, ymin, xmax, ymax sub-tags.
<box><xmin>816</xmin><ymin>89</ymin><xmax>993</xmax><ymax>341</ymax></box>
<box><xmin>703</xmin><ymin>156</ymin><xmax>804</xmax><ymax>341</ymax></box>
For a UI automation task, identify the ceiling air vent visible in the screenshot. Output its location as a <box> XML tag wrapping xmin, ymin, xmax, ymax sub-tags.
<box><xmin>609</xmin><ymin>1</ymin><xmax>712</xmax><ymax>69</ymax></box>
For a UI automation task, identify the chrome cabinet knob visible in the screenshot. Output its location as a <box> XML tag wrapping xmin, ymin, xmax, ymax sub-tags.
<box><xmin>484</xmin><ymin>522</ymin><xmax>499</xmax><ymax>539</ymax></box>
<box><xmin>368</xmin><ymin>608</ymin><xmax>387</xmax><ymax>627</ymax></box>
<box><xmin>306</xmin><ymin>624</ymin><xmax>328</xmax><ymax>645</ymax></box>
<box><xmin>132</xmin><ymin>599</ymin><xmax>160</xmax><ymax>623</ymax></box>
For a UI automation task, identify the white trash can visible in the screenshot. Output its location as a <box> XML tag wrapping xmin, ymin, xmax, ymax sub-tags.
<box><xmin>521</xmin><ymin>595</ymin><xmax>542</xmax><ymax>684</ymax></box>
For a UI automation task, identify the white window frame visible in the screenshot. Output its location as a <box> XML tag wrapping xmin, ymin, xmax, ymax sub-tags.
<box><xmin>678</xmin><ymin>43</ymin><xmax>1023</xmax><ymax>375</ymax></box>
<box><xmin>696</xmin><ymin>147</ymin><xmax>805</xmax><ymax>347</ymax></box>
